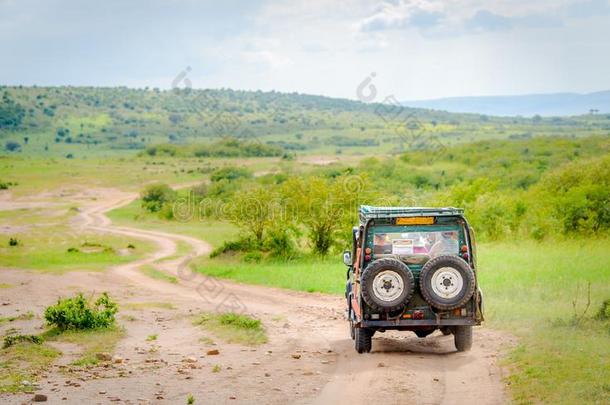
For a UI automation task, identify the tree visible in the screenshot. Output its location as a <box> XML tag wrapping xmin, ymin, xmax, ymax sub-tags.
<box><xmin>0</xmin><ymin>95</ymin><xmax>25</xmax><ymax>129</ymax></box>
<box><xmin>228</xmin><ymin>186</ymin><xmax>282</xmax><ymax>244</ymax></box>
<box><xmin>5</xmin><ymin>141</ymin><xmax>21</xmax><ymax>152</ymax></box>
<box><xmin>283</xmin><ymin>176</ymin><xmax>360</xmax><ymax>255</ymax></box>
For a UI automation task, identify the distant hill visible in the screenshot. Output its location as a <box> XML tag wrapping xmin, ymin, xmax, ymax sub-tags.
<box><xmin>1</xmin><ymin>86</ymin><xmax>609</xmax><ymax>158</ymax></box>
<box><xmin>402</xmin><ymin>91</ymin><xmax>610</xmax><ymax>117</ymax></box>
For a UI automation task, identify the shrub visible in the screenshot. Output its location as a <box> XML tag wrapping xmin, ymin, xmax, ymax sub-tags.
<box><xmin>243</xmin><ymin>251</ymin><xmax>263</xmax><ymax>263</ymax></box>
<box><xmin>8</xmin><ymin>237</ymin><xmax>19</xmax><ymax>247</ymax></box>
<box><xmin>141</xmin><ymin>183</ymin><xmax>176</xmax><ymax>213</ymax></box>
<box><xmin>44</xmin><ymin>292</ymin><xmax>118</xmax><ymax>330</ymax></box>
<box><xmin>210</xmin><ymin>237</ymin><xmax>257</xmax><ymax>258</ymax></box>
<box><xmin>191</xmin><ymin>182</ymin><xmax>208</xmax><ymax>199</ymax></box>
<box><xmin>264</xmin><ymin>226</ymin><xmax>297</xmax><ymax>258</ymax></box>
<box><xmin>4</xmin><ymin>140</ymin><xmax>21</xmax><ymax>152</ymax></box>
<box><xmin>210</xmin><ymin>166</ymin><xmax>252</xmax><ymax>182</ymax></box>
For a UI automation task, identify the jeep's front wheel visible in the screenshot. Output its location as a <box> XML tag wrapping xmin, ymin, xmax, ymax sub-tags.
<box><xmin>361</xmin><ymin>258</ymin><xmax>415</xmax><ymax>312</ymax></box>
<box><xmin>355</xmin><ymin>328</ymin><xmax>372</xmax><ymax>353</ymax></box>
<box><xmin>454</xmin><ymin>325</ymin><xmax>472</xmax><ymax>352</ymax></box>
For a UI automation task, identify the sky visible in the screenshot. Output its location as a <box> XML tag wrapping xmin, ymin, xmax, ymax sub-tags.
<box><xmin>1</xmin><ymin>0</ymin><xmax>610</xmax><ymax>100</ymax></box>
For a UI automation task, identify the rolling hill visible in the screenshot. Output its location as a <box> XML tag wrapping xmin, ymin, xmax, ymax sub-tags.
<box><xmin>402</xmin><ymin>90</ymin><xmax>610</xmax><ymax>117</ymax></box>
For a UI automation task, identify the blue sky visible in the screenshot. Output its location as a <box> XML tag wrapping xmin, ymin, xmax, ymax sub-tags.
<box><xmin>1</xmin><ymin>0</ymin><xmax>609</xmax><ymax>100</ymax></box>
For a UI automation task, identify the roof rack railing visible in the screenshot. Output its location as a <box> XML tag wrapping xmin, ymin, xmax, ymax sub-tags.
<box><xmin>358</xmin><ymin>205</ymin><xmax>464</xmax><ymax>220</ymax></box>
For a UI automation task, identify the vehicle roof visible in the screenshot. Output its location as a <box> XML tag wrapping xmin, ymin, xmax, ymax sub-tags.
<box><xmin>359</xmin><ymin>205</ymin><xmax>464</xmax><ymax>222</ymax></box>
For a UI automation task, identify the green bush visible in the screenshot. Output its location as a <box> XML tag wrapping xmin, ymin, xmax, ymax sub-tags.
<box><xmin>141</xmin><ymin>183</ymin><xmax>176</xmax><ymax>213</ymax></box>
<box><xmin>44</xmin><ymin>292</ymin><xmax>118</xmax><ymax>330</ymax></box>
<box><xmin>264</xmin><ymin>226</ymin><xmax>297</xmax><ymax>258</ymax></box>
<box><xmin>210</xmin><ymin>237</ymin><xmax>257</xmax><ymax>258</ymax></box>
<box><xmin>210</xmin><ymin>166</ymin><xmax>252</xmax><ymax>182</ymax></box>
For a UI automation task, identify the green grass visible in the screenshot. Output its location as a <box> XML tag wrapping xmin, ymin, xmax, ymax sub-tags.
<box><xmin>107</xmin><ymin>198</ymin><xmax>239</xmax><ymax>249</ymax></box>
<box><xmin>0</xmin><ymin>232</ymin><xmax>153</xmax><ymax>273</ymax></box>
<box><xmin>0</xmin><ymin>311</ymin><xmax>35</xmax><ymax>325</ymax></box>
<box><xmin>42</xmin><ymin>326</ymin><xmax>125</xmax><ymax>367</ymax></box>
<box><xmin>0</xmin><ymin>206</ymin><xmax>156</xmax><ymax>273</ymax></box>
<box><xmin>0</xmin><ymin>341</ymin><xmax>61</xmax><ymax>393</ymax></box>
<box><xmin>195</xmin><ymin>256</ymin><xmax>345</xmax><ymax>294</ymax></box>
<box><xmin>193</xmin><ymin>312</ymin><xmax>267</xmax><ymax>346</ymax></box>
<box><xmin>141</xmin><ymin>265</ymin><xmax>178</xmax><ymax>284</ymax></box>
<box><xmin>478</xmin><ymin>239</ymin><xmax>610</xmax><ymax>404</ymax></box>
<box><xmin>196</xmin><ymin>239</ymin><xmax>609</xmax><ymax>404</ymax></box>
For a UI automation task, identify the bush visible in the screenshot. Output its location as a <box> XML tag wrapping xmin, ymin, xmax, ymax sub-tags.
<box><xmin>4</xmin><ymin>140</ymin><xmax>21</xmax><ymax>152</ymax></box>
<box><xmin>264</xmin><ymin>226</ymin><xmax>297</xmax><ymax>258</ymax></box>
<box><xmin>243</xmin><ymin>251</ymin><xmax>263</xmax><ymax>263</ymax></box>
<box><xmin>210</xmin><ymin>166</ymin><xmax>252</xmax><ymax>182</ymax></box>
<box><xmin>210</xmin><ymin>237</ymin><xmax>257</xmax><ymax>258</ymax></box>
<box><xmin>141</xmin><ymin>183</ymin><xmax>176</xmax><ymax>213</ymax></box>
<box><xmin>8</xmin><ymin>237</ymin><xmax>19</xmax><ymax>246</ymax></box>
<box><xmin>44</xmin><ymin>292</ymin><xmax>118</xmax><ymax>330</ymax></box>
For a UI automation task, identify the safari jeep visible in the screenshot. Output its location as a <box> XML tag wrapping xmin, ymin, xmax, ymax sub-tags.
<box><xmin>344</xmin><ymin>206</ymin><xmax>483</xmax><ymax>353</ymax></box>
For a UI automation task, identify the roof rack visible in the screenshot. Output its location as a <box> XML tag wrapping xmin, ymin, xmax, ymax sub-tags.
<box><xmin>359</xmin><ymin>205</ymin><xmax>464</xmax><ymax>221</ymax></box>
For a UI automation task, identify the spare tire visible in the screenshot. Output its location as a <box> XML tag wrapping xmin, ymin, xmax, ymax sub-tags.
<box><xmin>361</xmin><ymin>258</ymin><xmax>414</xmax><ymax>312</ymax></box>
<box><xmin>419</xmin><ymin>255</ymin><xmax>476</xmax><ymax>310</ymax></box>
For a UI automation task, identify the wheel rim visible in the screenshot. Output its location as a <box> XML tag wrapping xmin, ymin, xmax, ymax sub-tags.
<box><xmin>372</xmin><ymin>270</ymin><xmax>404</xmax><ymax>302</ymax></box>
<box><xmin>431</xmin><ymin>267</ymin><xmax>463</xmax><ymax>299</ymax></box>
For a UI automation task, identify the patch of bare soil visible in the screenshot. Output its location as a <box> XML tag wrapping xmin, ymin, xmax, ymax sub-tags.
<box><xmin>0</xmin><ymin>187</ymin><xmax>514</xmax><ymax>404</ymax></box>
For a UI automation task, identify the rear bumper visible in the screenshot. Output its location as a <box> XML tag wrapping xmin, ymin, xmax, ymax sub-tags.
<box><xmin>360</xmin><ymin>318</ymin><xmax>477</xmax><ymax>328</ymax></box>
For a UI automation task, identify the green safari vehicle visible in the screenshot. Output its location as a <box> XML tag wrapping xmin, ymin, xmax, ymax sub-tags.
<box><xmin>344</xmin><ymin>206</ymin><xmax>484</xmax><ymax>353</ymax></box>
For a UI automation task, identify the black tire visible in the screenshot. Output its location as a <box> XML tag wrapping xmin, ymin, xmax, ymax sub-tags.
<box><xmin>419</xmin><ymin>255</ymin><xmax>476</xmax><ymax>310</ymax></box>
<box><xmin>440</xmin><ymin>327</ymin><xmax>452</xmax><ymax>336</ymax></box>
<box><xmin>361</xmin><ymin>258</ymin><xmax>415</xmax><ymax>312</ymax></box>
<box><xmin>454</xmin><ymin>326</ymin><xmax>473</xmax><ymax>352</ymax></box>
<box><xmin>414</xmin><ymin>329</ymin><xmax>434</xmax><ymax>338</ymax></box>
<box><xmin>355</xmin><ymin>328</ymin><xmax>372</xmax><ymax>353</ymax></box>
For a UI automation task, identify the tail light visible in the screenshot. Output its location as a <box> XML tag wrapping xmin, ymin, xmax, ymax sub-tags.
<box><xmin>413</xmin><ymin>310</ymin><xmax>424</xmax><ymax>320</ymax></box>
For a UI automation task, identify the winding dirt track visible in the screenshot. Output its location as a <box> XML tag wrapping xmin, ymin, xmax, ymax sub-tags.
<box><xmin>2</xmin><ymin>188</ymin><xmax>512</xmax><ymax>404</ymax></box>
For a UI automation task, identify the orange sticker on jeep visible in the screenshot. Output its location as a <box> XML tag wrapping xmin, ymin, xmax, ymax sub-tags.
<box><xmin>396</xmin><ymin>217</ymin><xmax>435</xmax><ymax>225</ymax></box>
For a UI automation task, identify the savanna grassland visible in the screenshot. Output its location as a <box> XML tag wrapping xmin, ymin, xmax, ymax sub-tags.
<box><xmin>1</xmin><ymin>86</ymin><xmax>609</xmax><ymax>403</ymax></box>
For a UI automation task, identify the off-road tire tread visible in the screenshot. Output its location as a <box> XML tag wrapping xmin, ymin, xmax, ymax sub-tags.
<box><xmin>454</xmin><ymin>325</ymin><xmax>473</xmax><ymax>352</ymax></box>
<box><xmin>361</xmin><ymin>258</ymin><xmax>415</xmax><ymax>312</ymax></box>
<box><xmin>419</xmin><ymin>255</ymin><xmax>476</xmax><ymax>310</ymax></box>
<box><xmin>355</xmin><ymin>328</ymin><xmax>372</xmax><ymax>353</ymax></box>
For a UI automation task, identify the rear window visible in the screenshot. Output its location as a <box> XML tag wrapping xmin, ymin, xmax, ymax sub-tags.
<box><xmin>373</xmin><ymin>230</ymin><xmax>460</xmax><ymax>264</ymax></box>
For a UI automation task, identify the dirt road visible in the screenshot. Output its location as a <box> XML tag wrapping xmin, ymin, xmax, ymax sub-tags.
<box><xmin>1</xmin><ymin>188</ymin><xmax>512</xmax><ymax>404</ymax></box>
